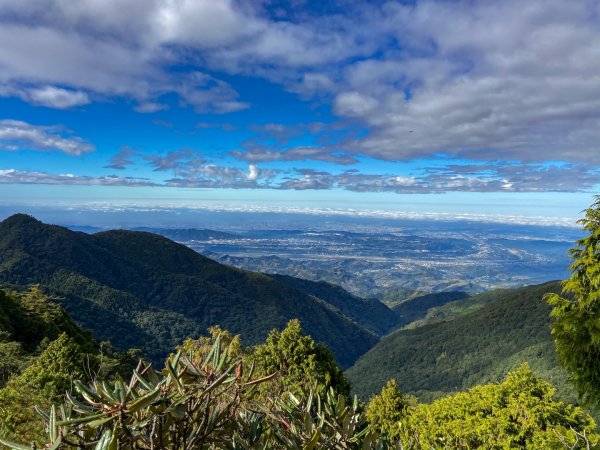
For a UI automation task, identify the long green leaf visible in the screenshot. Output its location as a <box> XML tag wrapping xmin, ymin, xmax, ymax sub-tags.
<box><xmin>94</xmin><ymin>429</ymin><xmax>113</xmax><ymax>450</ymax></box>
<box><xmin>58</xmin><ymin>412</ymin><xmax>108</xmax><ymax>426</ymax></box>
<box><xmin>0</xmin><ymin>437</ymin><xmax>31</xmax><ymax>450</ymax></box>
<box><xmin>127</xmin><ymin>388</ymin><xmax>161</xmax><ymax>413</ymax></box>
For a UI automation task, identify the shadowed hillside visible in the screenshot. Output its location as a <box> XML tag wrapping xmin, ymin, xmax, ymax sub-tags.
<box><xmin>268</xmin><ymin>274</ymin><xmax>398</xmax><ymax>335</ymax></box>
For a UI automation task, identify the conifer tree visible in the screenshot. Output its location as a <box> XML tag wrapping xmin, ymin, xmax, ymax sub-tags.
<box><xmin>366</xmin><ymin>379</ymin><xmax>415</xmax><ymax>441</ymax></box>
<box><xmin>252</xmin><ymin>319</ymin><xmax>350</xmax><ymax>397</ymax></box>
<box><xmin>547</xmin><ymin>195</ymin><xmax>600</xmax><ymax>405</ymax></box>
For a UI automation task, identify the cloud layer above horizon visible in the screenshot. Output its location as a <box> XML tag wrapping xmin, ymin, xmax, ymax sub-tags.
<box><xmin>1</xmin><ymin>0</ymin><xmax>599</xmax><ymax>195</ymax></box>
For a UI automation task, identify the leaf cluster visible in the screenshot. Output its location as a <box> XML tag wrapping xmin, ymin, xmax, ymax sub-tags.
<box><xmin>0</xmin><ymin>331</ymin><xmax>379</xmax><ymax>450</ymax></box>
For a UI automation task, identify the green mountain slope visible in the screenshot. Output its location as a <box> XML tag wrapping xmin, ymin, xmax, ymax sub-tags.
<box><xmin>346</xmin><ymin>281</ymin><xmax>574</xmax><ymax>402</ymax></box>
<box><xmin>0</xmin><ymin>214</ymin><xmax>378</xmax><ymax>367</ymax></box>
<box><xmin>392</xmin><ymin>291</ymin><xmax>470</xmax><ymax>328</ymax></box>
<box><xmin>402</xmin><ymin>288</ymin><xmax>512</xmax><ymax>329</ymax></box>
<box><xmin>267</xmin><ymin>274</ymin><xmax>398</xmax><ymax>335</ymax></box>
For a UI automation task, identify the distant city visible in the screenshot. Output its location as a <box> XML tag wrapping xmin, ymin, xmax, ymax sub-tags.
<box><xmin>13</xmin><ymin>205</ymin><xmax>575</xmax><ymax>299</ymax></box>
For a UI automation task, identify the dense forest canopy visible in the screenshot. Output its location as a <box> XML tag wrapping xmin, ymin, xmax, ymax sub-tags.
<box><xmin>0</xmin><ymin>303</ymin><xmax>598</xmax><ymax>449</ymax></box>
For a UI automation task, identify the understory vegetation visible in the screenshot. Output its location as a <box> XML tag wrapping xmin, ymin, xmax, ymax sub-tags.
<box><xmin>0</xmin><ymin>288</ymin><xmax>597</xmax><ymax>449</ymax></box>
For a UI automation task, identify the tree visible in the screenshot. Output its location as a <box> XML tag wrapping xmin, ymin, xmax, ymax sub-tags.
<box><xmin>401</xmin><ymin>364</ymin><xmax>598</xmax><ymax>449</ymax></box>
<box><xmin>0</xmin><ymin>333</ymin><xmax>29</xmax><ymax>387</ymax></box>
<box><xmin>0</xmin><ymin>333</ymin><xmax>87</xmax><ymax>442</ymax></box>
<box><xmin>366</xmin><ymin>379</ymin><xmax>415</xmax><ymax>441</ymax></box>
<box><xmin>546</xmin><ymin>195</ymin><xmax>600</xmax><ymax>406</ymax></box>
<box><xmin>252</xmin><ymin>319</ymin><xmax>350</xmax><ymax>397</ymax></box>
<box><xmin>177</xmin><ymin>325</ymin><xmax>243</xmax><ymax>364</ymax></box>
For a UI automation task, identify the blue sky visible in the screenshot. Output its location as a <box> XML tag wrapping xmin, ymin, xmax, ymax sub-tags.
<box><xmin>0</xmin><ymin>0</ymin><xmax>599</xmax><ymax>223</ymax></box>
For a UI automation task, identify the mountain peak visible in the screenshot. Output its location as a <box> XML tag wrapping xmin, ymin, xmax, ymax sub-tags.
<box><xmin>1</xmin><ymin>213</ymin><xmax>44</xmax><ymax>227</ymax></box>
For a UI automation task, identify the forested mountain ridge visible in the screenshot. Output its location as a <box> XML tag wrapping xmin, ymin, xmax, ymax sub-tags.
<box><xmin>267</xmin><ymin>274</ymin><xmax>398</xmax><ymax>335</ymax></box>
<box><xmin>346</xmin><ymin>281</ymin><xmax>574</xmax><ymax>402</ymax></box>
<box><xmin>391</xmin><ymin>290</ymin><xmax>470</xmax><ymax>328</ymax></box>
<box><xmin>0</xmin><ymin>214</ymin><xmax>378</xmax><ymax>367</ymax></box>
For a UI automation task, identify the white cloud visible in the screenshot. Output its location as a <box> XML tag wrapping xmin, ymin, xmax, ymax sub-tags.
<box><xmin>334</xmin><ymin>0</ymin><xmax>600</xmax><ymax>164</ymax></box>
<box><xmin>277</xmin><ymin>163</ymin><xmax>600</xmax><ymax>193</ymax></box>
<box><xmin>25</xmin><ymin>86</ymin><xmax>89</xmax><ymax>108</ymax></box>
<box><xmin>232</xmin><ymin>146</ymin><xmax>358</xmax><ymax>165</ymax></box>
<box><xmin>134</xmin><ymin>102</ymin><xmax>169</xmax><ymax>113</ymax></box>
<box><xmin>0</xmin><ymin>169</ymin><xmax>155</xmax><ymax>186</ymax></box>
<box><xmin>333</xmin><ymin>91</ymin><xmax>379</xmax><ymax>117</ymax></box>
<box><xmin>247</xmin><ymin>164</ymin><xmax>259</xmax><ymax>181</ymax></box>
<box><xmin>0</xmin><ymin>0</ymin><xmax>380</xmax><ymax>114</ymax></box>
<box><xmin>3</xmin><ymin>157</ymin><xmax>597</xmax><ymax>193</ymax></box>
<box><xmin>0</xmin><ymin>119</ymin><xmax>94</xmax><ymax>155</ymax></box>
<box><xmin>0</xmin><ymin>85</ymin><xmax>90</xmax><ymax>108</ymax></box>
<box><xmin>0</xmin><ymin>0</ymin><xmax>597</xmax><ymax>166</ymax></box>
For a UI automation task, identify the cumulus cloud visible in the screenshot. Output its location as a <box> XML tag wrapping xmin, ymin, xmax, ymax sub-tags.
<box><xmin>0</xmin><ymin>85</ymin><xmax>90</xmax><ymax>108</ymax></box>
<box><xmin>144</xmin><ymin>149</ymin><xmax>202</xmax><ymax>172</ymax></box>
<box><xmin>0</xmin><ymin>0</ymin><xmax>358</xmax><ymax>114</ymax></box>
<box><xmin>0</xmin><ymin>2</ymin><xmax>253</xmax><ymax>113</ymax></box>
<box><xmin>26</xmin><ymin>86</ymin><xmax>89</xmax><ymax>108</ymax></box>
<box><xmin>0</xmin><ymin>0</ymin><xmax>597</xmax><ymax>173</ymax></box>
<box><xmin>232</xmin><ymin>146</ymin><xmax>358</xmax><ymax>165</ymax></box>
<box><xmin>0</xmin><ymin>119</ymin><xmax>94</xmax><ymax>155</ymax></box>
<box><xmin>2</xmin><ymin>159</ymin><xmax>596</xmax><ymax>193</ymax></box>
<box><xmin>247</xmin><ymin>164</ymin><xmax>259</xmax><ymax>181</ymax></box>
<box><xmin>0</xmin><ymin>169</ymin><xmax>156</xmax><ymax>186</ymax></box>
<box><xmin>143</xmin><ymin>150</ymin><xmax>277</xmax><ymax>188</ymax></box>
<box><xmin>166</xmin><ymin>164</ymin><xmax>265</xmax><ymax>189</ymax></box>
<box><xmin>278</xmin><ymin>163</ymin><xmax>600</xmax><ymax>193</ymax></box>
<box><xmin>334</xmin><ymin>0</ymin><xmax>600</xmax><ymax>164</ymax></box>
<box><xmin>105</xmin><ymin>147</ymin><xmax>138</xmax><ymax>170</ymax></box>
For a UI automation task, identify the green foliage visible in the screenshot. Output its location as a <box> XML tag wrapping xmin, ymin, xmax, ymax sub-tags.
<box><xmin>17</xmin><ymin>333</ymin><xmax>86</xmax><ymax>398</ymax></box>
<box><xmin>401</xmin><ymin>364</ymin><xmax>599</xmax><ymax>449</ymax></box>
<box><xmin>0</xmin><ymin>286</ymin><xmax>98</xmax><ymax>389</ymax></box>
<box><xmin>3</xmin><ymin>343</ymin><xmax>598</xmax><ymax>449</ymax></box>
<box><xmin>546</xmin><ymin>195</ymin><xmax>600</xmax><ymax>406</ymax></box>
<box><xmin>0</xmin><ymin>334</ymin><xmax>379</xmax><ymax>450</ymax></box>
<box><xmin>177</xmin><ymin>325</ymin><xmax>244</xmax><ymax>363</ymax></box>
<box><xmin>0</xmin><ymin>286</ymin><xmax>95</xmax><ymax>355</ymax></box>
<box><xmin>0</xmin><ymin>334</ymin><xmax>29</xmax><ymax>387</ymax></box>
<box><xmin>0</xmin><ymin>334</ymin><xmax>264</xmax><ymax>449</ymax></box>
<box><xmin>253</xmin><ymin>320</ymin><xmax>351</xmax><ymax>398</ymax></box>
<box><xmin>0</xmin><ymin>287</ymin><xmax>137</xmax><ymax>443</ymax></box>
<box><xmin>347</xmin><ymin>281</ymin><xmax>578</xmax><ymax>405</ymax></box>
<box><xmin>366</xmin><ymin>379</ymin><xmax>415</xmax><ymax>441</ymax></box>
<box><xmin>2</xmin><ymin>320</ymin><xmax>599</xmax><ymax>450</ymax></box>
<box><xmin>0</xmin><ymin>333</ymin><xmax>88</xmax><ymax>442</ymax></box>
<box><xmin>403</xmin><ymin>287</ymin><xmax>509</xmax><ymax>329</ymax></box>
<box><xmin>265</xmin><ymin>388</ymin><xmax>377</xmax><ymax>449</ymax></box>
